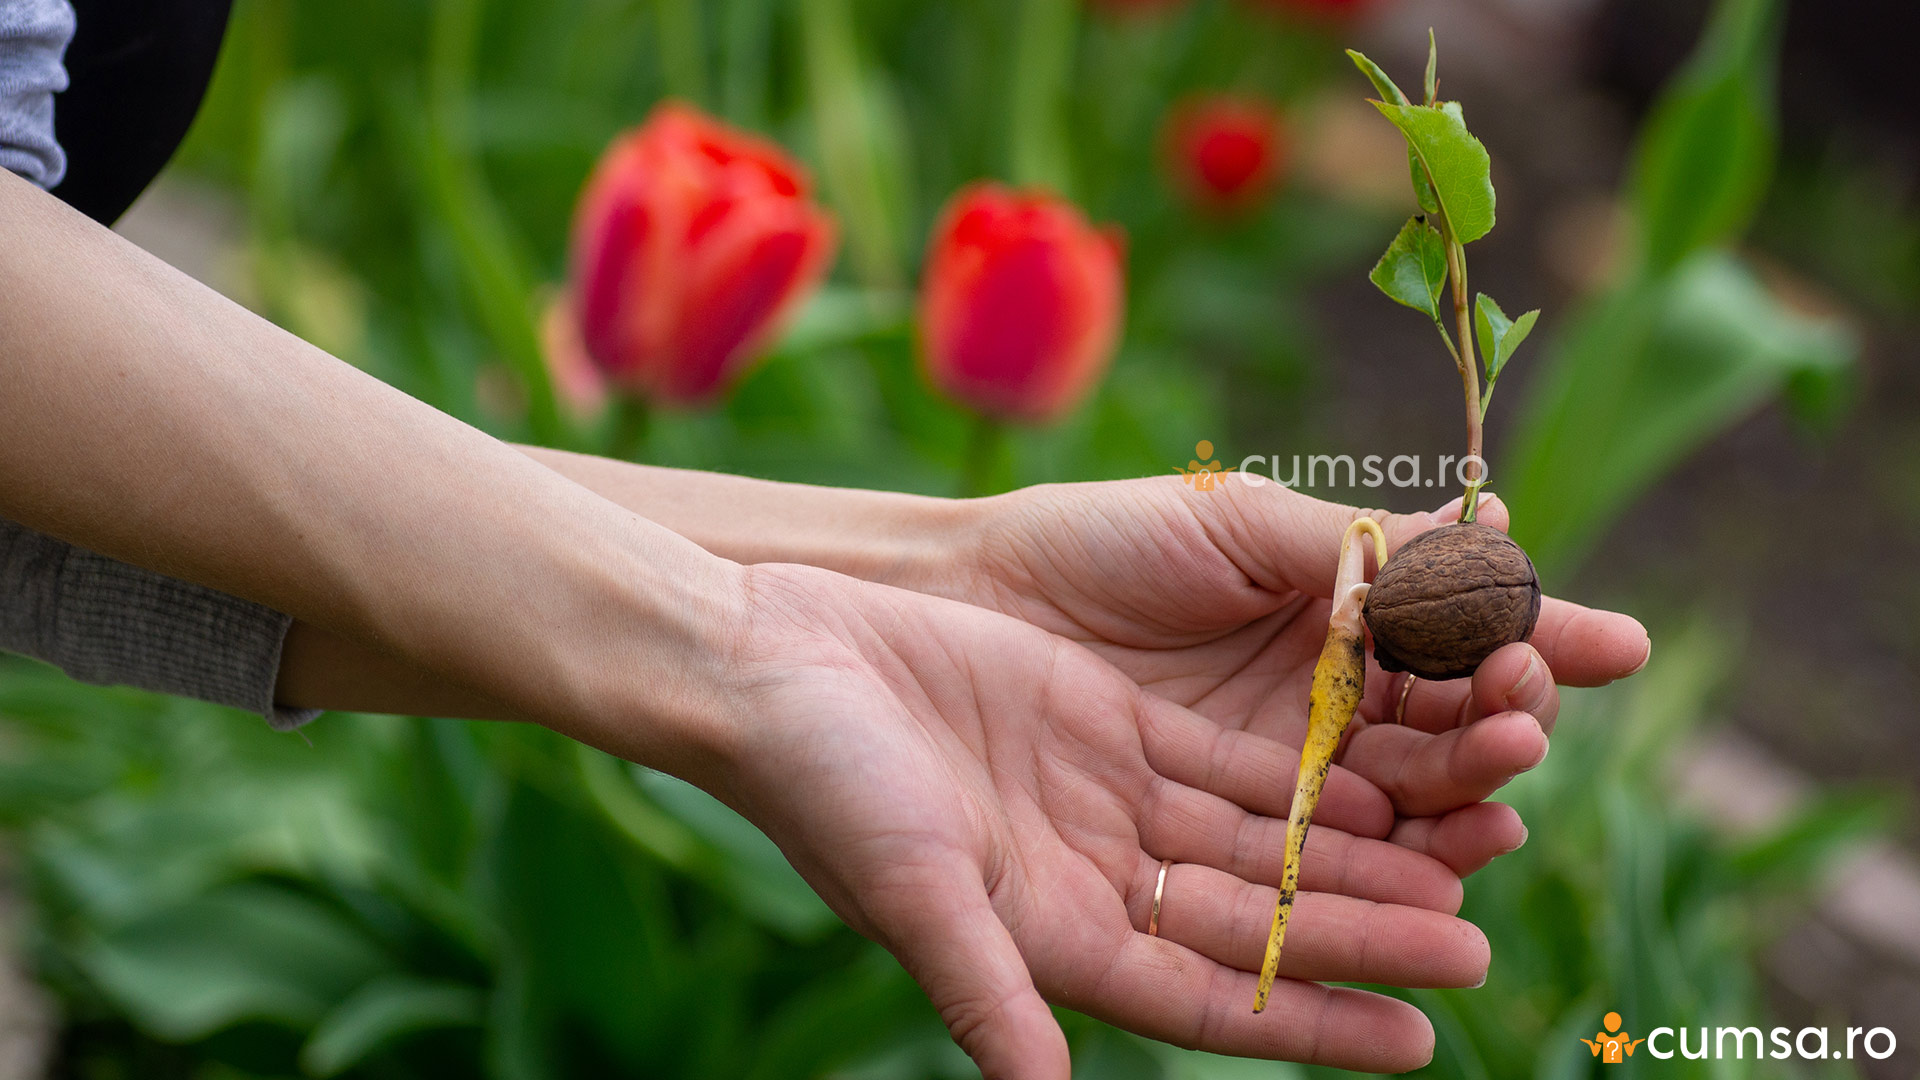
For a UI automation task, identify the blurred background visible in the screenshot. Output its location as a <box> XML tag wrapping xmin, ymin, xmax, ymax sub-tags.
<box><xmin>2</xmin><ymin>0</ymin><xmax>1918</xmax><ymax>1075</ymax></box>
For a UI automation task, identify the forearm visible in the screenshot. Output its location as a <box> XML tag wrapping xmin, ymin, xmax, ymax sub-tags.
<box><xmin>514</xmin><ymin>447</ymin><xmax>978</xmax><ymax>592</ymax></box>
<box><xmin>0</xmin><ymin>169</ymin><xmax>738</xmax><ymax>773</ymax></box>
<box><xmin>273</xmin><ymin>454</ymin><xmax>977</xmax><ymax>719</ymax></box>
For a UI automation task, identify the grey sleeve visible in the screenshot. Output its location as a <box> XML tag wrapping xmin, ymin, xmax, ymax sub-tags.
<box><xmin>1</xmin><ymin>4</ymin><xmax>317</xmax><ymax>729</ymax></box>
<box><xmin>0</xmin><ymin>0</ymin><xmax>73</xmax><ymax>188</ymax></box>
<box><xmin>0</xmin><ymin>520</ymin><xmax>321</xmax><ymax>730</ymax></box>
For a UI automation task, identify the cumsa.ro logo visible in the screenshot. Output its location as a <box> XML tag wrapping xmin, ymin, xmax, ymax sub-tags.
<box><xmin>1580</xmin><ymin>1010</ymin><xmax>1898</xmax><ymax>1063</ymax></box>
<box><xmin>1581</xmin><ymin>1012</ymin><xmax>1644</xmax><ymax>1063</ymax></box>
<box><xmin>1175</xmin><ymin>440</ymin><xmax>1233</xmax><ymax>491</ymax></box>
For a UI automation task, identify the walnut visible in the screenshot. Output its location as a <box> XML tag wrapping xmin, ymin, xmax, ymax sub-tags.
<box><xmin>1361</xmin><ymin>523</ymin><xmax>1541</xmax><ymax>681</ymax></box>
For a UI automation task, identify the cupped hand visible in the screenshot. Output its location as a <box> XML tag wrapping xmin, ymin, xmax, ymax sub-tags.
<box><xmin>932</xmin><ymin>477</ymin><xmax>1651</xmax><ymax>868</ymax></box>
<box><xmin>680</xmin><ymin>562</ymin><xmax>1493</xmax><ymax>1077</ymax></box>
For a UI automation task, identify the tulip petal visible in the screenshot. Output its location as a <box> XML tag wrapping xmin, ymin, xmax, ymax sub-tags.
<box><xmin>921</xmin><ymin>184</ymin><xmax>1124</xmax><ymax>423</ymax></box>
<box><xmin>564</xmin><ymin>102</ymin><xmax>838</xmax><ymax>406</ymax></box>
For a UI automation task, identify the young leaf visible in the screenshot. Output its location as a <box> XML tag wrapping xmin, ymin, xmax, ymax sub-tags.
<box><xmin>1474</xmin><ymin>293</ymin><xmax>1541</xmax><ymax>379</ymax></box>
<box><xmin>1499</xmin><ymin>310</ymin><xmax>1540</xmax><ymax>374</ymax></box>
<box><xmin>1346</xmin><ymin>49</ymin><xmax>1410</xmax><ymax>106</ymax></box>
<box><xmin>1371</xmin><ymin>101</ymin><xmax>1496</xmax><ymax>244</ymax></box>
<box><xmin>1371</xmin><ymin>216</ymin><xmax>1448</xmax><ymax>319</ymax></box>
<box><xmin>1409</xmin><ymin>151</ymin><xmax>1439</xmax><ymax>215</ymax></box>
<box><xmin>1350</xmin><ymin>51</ymin><xmax>1440</xmax><ymax>212</ymax></box>
<box><xmin>1424</xmin><ymin>29</ymin><xmax>1439</xmax><ymax>105</ymax></box>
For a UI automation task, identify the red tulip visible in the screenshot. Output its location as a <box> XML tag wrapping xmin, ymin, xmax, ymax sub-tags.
<box><xmin>920</xmin><ymin>184</ymin><xmax>1125</xmax><ymax>423</ymax></box>
<box><xmin>569</xmin><ymin>102</ymin><xmax>837</xmax><ymax>405</ymax></box>
<box><xmin>1164</xmin><ymin>95</ymin><xmax>1287</xmax><ymax>213</ymax></box>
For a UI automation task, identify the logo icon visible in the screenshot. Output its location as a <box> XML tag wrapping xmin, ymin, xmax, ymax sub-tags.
<box><xmin>1175</xmin><ymin>440</ymin><xmax>1233</xmax><ymax>492</ymax></box>
<box><xmin>1581</xmin><ymin>1012</ymin><xmax>1646</xmax><ymax>1064</ymax></box>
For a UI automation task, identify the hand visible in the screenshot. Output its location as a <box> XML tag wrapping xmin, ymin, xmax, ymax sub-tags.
<box><xmin>635</xmin><ymin>562</ymin><xmax>1496</xmax><ymax>1077</ymax></box>
<box><xmin>927</xmin><ymin>477</ymin><xmax>1651</xmax><ymax>869</ymax></box>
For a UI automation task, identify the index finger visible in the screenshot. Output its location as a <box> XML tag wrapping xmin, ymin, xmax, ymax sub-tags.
<box><xmin>1527</xmin><ymin>596</ymin><xmax>1650</xmax><ymax>687</ymax></box>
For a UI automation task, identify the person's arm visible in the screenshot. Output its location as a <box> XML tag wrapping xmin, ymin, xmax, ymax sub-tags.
<box><xmin>0</xmin><ymin>168</ymin><xmax>1519</xmax><ymax>1075</ymax></box>
<box><xmin>514</xmin><ymin>446</ymin><xmax>971</xmax><ymax>591</ymax></box>
<box><xmin>0</xmin><ymin>166</ymin><xmax>737</xmax><ymax>775</ymax></box>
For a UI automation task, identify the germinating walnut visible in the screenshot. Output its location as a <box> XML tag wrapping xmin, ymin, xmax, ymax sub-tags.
<box><xmin>1362</xmin><ymin>523</ymin><xmax>1541</xmax><ymax>680</ymax></box>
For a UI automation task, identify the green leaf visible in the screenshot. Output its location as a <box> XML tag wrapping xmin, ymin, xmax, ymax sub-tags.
<box><xmin>1629</xmin><ymin>0</ymin><xmax>1781</xmax><ymax>273</ymax></box>
<box><xmin>301</xmin><ymin>976</ymin><xmax>483</xmax><ymax>1076</ymax></box>
<box><xmin>636</xmin><ymin>768</ymin><xmax>842</xmax><ymax>940</ymax></box>
<box><xmin>1409</xmin><ymin>149</ymin><xmax>1439</xmax><ymax>215</ymax></box>
<box><xmin>1508</xmin><ymin>251</ymin><xmax>1855</xmax><ymax>575</ymax></box>
<box><xmin>77</xmin><ymin>883</ymin><xmax>391</xmax><ymax>1041</ymax></box>
<box><xmin>1369</xmin><ymin>216</ymin><xmax>1448</xmax><ymax>319</ymax></box>
<box><xmin>1371</xmin><ymin>100</ymin><xmax>1496</xmax><ymax>244</ymax></box>
<box><xmin>1423</xmin><ymin>29</ymin><xmax>1439</xmax><ymax>105</ymax></box>
<box><xmin>1349</xmin><ymin>50</ymin><xmax>1439</xmax><ymax>212</ymax></box>
<box><xmin>1345</xmin><ymin>49</ymin><xmax>1409</xmax><ymax>106</ymax></box>
<box><xmin>1474</xmin><ymin>293</ymin><xmax>1541</xmax><ymax>380</ymax></box>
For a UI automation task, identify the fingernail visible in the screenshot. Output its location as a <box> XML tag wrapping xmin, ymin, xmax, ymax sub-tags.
<box><xmin>1501</xmin><ymin>823</ymin><xmax>1529</xmax><ymax>855</ymax></box>
<box><xmin>1627</xmin><ymin>633</ymin><xmax>1653</xmax><ymax>677</ymax></box>
<box><xmin>1511</xmin><ymin>653</ymin><xmax>1548</xmax><ymax>713</ymax></box>
<box><xmin>1526</xmin><ymin>725</ymin><xmax>1550</xmax><ymax>768</ymax></box>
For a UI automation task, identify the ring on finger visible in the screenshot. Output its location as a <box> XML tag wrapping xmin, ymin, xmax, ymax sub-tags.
<box><xmin>1148</xmin><ymin>859</ymin><xmax>1172</xmax><ymax>936</ymax></box>
<box><xmin>1394</xmin><ymin>673</ymin><xmax>1418</xmax><ymax>725</ymax></box>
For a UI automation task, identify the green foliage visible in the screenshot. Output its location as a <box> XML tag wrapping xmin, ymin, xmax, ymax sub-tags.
<box><xmin>1303</xmin><ymin>624</ymin><xmax>1885</xmax><ymax>1080</ymax></box>
<box><xmin>1346</xmin><ymin>48</ymin><xmax>1411</xmax><ymax>106</ymax></box>
<box><xmin>1344</xmin><ymin>48</ymin><xmax>1437</xmax><ymax>214</ymax></box>
<box><xmin>1369</xmin><ymin>215</ymin><xmax>1447</xmax><ymax>320</ymax></box>
<box><xmin>0</xmin><ymin>659</ymin><xmax>952</xmax><ymax>1079</ymax></box>
<box><xmin>1629</xmin><ymin>0</ymin><xmax>1782</xmax><ymax>275</ymax></box>
<box><xmin>1368</xmin><ymin>100</ymin><xmax>1494</xmax><ymax>245</ymax></box>
<box><xmin>1508</xmin><ymin>0</ymin><xmax>1853</xmax><ymax>578</ymax></box>
<box><xmin>1508</xmin><ymin>253</ymin><xmax>1853</xmax><ymax>575</ymax></box>
<box><xmin>0</xmin><ymin>0</ymin><xmax>1877</xmax><ymax>1075</ymax></box>
<box><xmin>1472</xmin><ymin>294</ymin><xmax>1536</xmax><ymax>385</ymax></box>
<box><xmin>1422</xmin><ymin>30</ymin><xmax>1438</xmax><ymax>107</ymax></box>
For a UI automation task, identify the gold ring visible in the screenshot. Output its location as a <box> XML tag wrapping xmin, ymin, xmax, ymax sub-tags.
<box><xmin>1148</xmin><ymin>859</ymin><xmax>1172</xmax><ymax>936</ymax></box>
<box><xmin>1394</xmin><ymin>674</ymin><xmax>1418</xmax><ymax>726</ymax></box>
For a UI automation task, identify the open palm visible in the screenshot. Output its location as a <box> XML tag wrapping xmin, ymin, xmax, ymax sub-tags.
<box><xmin>703</xmin><ymin>562</ymin><xmax>1492</xmax><ymax>1078</ymax></box>
<box><xmin>942</xmin><ymin>477</ymin><xmax>1651</xmax><ymax>866</ymax></box>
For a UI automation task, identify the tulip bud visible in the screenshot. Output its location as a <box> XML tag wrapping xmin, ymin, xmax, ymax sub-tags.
<box><xmin>1163</xmin><ymin>95</ymin><xmax>1287</xmax><ymax>213</ymax></box>
<box><xmin>569</xmin><ymin>103</ymin><xmax>837</xmax><ymax>406</ymax></box>
<box><xmin>919</xmin><ymin>184</ymin><xmax>1125</xmax><ymax>423</ymax></box>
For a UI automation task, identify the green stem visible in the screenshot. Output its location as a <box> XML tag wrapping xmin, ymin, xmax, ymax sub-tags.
<box><xmin>1439</xmin><ymin>223</ymin><xmax>1485</xmax><ymax>522</ymax></box>
<box><xmin>652</xmin><ymin>0</ymin><xmax>707</xmax><ymax>105</ymax></box>
<box><xmin>1007</xmin><ymin>0</ymin><xmax>1077</xmax><ymax>193</ymax></box>
<box><xmin>609</xmin><ymin>395</ymin><xmax>652</xmax><ymax>462</ymax></box>
<box><xmin>797</xmin><ymin>0</ymin><xmax>901</xmax><ymax>288</ymax></box>
<box><xmin>423</xmin><ymin>0</ymin><xmax>564</xmax><ymax>446</ymax></box>
<box><xmin>960</xmin><ymin>414</ymin><xmax>1007</xmax><ymax>498</ymax></box>
<box><xmin>719</xmin><ymin>0</ymin><xmax>773</xmax><ymax>128</ymax></box>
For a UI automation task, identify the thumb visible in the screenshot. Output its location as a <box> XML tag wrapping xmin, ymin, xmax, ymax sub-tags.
<box><xmin>875</xmin><ymin>859</ymin><xmax>1069</xmax><ymax>1080</ymax></box>
<box><xmin>1210</xmin><ymin>480</ymin><xmax>1510</xmax><ymax>598</ymax></box>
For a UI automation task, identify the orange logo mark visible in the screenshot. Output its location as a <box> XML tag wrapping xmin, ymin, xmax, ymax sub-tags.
<box><xmin>1175</xmin><ymin>440</ymin><xmax>1234</xmax><ymax>492</ymax></box>
<box><xmin>1581</xmin><ymin>1011</ymin><xmax>1647</xmax><ymax>1063</ymax></box>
